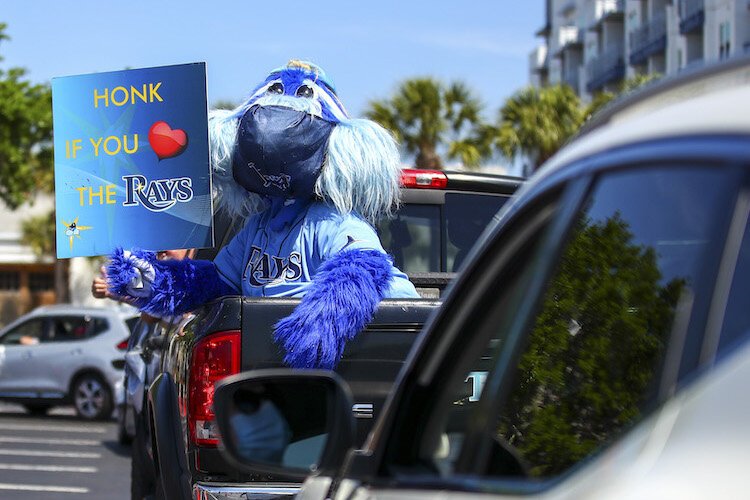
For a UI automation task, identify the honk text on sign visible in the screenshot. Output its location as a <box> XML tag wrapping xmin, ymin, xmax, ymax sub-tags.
<box><xmin>52</xmin><ymin>63</ymin><xmax>213</xmax><ymax>258</ymax></box>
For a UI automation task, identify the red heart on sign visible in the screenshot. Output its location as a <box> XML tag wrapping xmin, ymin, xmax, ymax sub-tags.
<box><xmin>148</xmin><ymin>121</ymin><xmax>188</xmax><ymax>160</ymax></box>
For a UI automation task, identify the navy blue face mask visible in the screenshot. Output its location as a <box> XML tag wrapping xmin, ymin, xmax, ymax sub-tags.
<box><xmin>232</xmin><ymin>105</ymin><xmax>334</xmax><ymax>200</ymax></box>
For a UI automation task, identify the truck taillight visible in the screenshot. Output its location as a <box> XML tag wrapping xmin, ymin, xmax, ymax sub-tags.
<box><xmin>188</xmin><ymin>330</ymin><xmax>240</xmax><ymax>447</ymax></box>
<box><xmin>400</xmin><ymin>169</ymin><xmax>448</xmax><ymax>189</ymax></box>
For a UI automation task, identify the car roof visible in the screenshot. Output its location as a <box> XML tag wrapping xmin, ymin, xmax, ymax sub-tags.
<box><xmin>30</xmin><ymin>304</ymin><xmax>138</xmax><ymax>319</ymax></box>
<box><xmin>544</xmin><ymin>55</ymin><xmax>750</xmax><ymax>175</ymax></box>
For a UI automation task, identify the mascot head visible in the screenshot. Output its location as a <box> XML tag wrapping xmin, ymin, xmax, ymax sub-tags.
<box><xmin>210</xmin><ymin>60</ymin><xmax>401</xmax><ymax>224</ymax></box>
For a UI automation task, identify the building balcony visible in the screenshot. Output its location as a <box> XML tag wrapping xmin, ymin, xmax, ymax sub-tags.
<box><xmin>629</xmin><ymin>13</ymin><xmax>667</xmax><ymax>65</ymax></box>
<box><xmin>679</xmin><ymin>0</ymin><xmax>704</xmax><ymax>34</ymax></box>
<box><xmin>554</xmin><ymin>25</ymin><xmax>584</xmax><ymax>57</ymax></box>
<box><xmin>535</xmin><ymin>22</ymin><xmax>552</xmax><ymax>38</ymax></box>
<box><xmin>589</xmin><ymin>0</ymin><xmax>625</xmax><ymax>31</ymax></box>
<box><xmin>529</xmin><ymin>45</ymin><xmax>549</xmax><ymax>74</ymax></box>
<box><xmin>586</xmin><ymin>43</ymin><xmax>625</xmax><ymax>92</ymax></box>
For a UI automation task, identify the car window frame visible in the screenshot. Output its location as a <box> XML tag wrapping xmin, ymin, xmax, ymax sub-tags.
<box><xmin>368</xmin><ymin>178</ymin><xmax>582</xmax><ymax>479</ymax></box>
<box><xmin>358</xmin><ymin>139</ymin><xmax>750</xmax><ymax>497</ymax></box>
<box><xmin>701</xmin><ymin>168</ymin><xmax>750</xmax><ymax>365</ymax></box>
<box><xmin>452</xmin><ymin>161</ymin><xmax>744</xmax><ymax>485</ymax></box>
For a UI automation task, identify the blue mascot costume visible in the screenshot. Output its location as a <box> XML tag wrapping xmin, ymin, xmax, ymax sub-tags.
<box><xmin>107</xmin><ymin>60</ymin><xmax>419</xmax><ymax>369</ymax></box>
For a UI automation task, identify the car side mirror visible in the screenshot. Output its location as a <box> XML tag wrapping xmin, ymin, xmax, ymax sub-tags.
<box><xmin>213</xmin><ymin>369</ymin><xmax>355</xmax><ymax>478</ymax></box>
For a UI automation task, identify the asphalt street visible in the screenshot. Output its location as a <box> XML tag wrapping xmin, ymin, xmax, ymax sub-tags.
<box><xmin>0</xmin><ymin>403</ymin><xmax>130</xmax><ymax>499</ymax></box>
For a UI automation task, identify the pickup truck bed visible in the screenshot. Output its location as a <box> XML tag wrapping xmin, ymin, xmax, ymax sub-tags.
<box><xmin>140</xmin><ymin>169</ymin><xmax>522</xmax><ymax>499</ymax></box>
<box><xmin>150</xmin><ymin>296</ymin><xmax>440</xmax><ymax>494</ymax></box>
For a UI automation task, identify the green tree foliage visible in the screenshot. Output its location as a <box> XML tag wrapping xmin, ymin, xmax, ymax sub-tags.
<box><xmin>212</xmin><ymin>99</ymin><xmax>239</xmax><ymax>111</ymax></box>
<box><xmin>366</xmin><ymin>78</ymin><xmax>491</xmax><ymax>169</ymax></box>
<box><xmin>497</xmin><ymin>213</ymin><xmax>685</xmax><ymax>476</ymax></box>
<box><xmin>0</xmin><ymin>23</ymin><xmax>54</xmax><ymax>209</ymax></box>
<box><xmin>496</xmin><ymin>84</ymin><xmax>583</xmax><ymax>174</ymax></box>
<box><xmin>497</xmin><ymin>75</ymin><xmax>661</xmax><ymax>175</ymax></box>
<box><xmin>20</xmin><ymin>211</ymin><xmax>55</xmax><ymax>258</ymax></box>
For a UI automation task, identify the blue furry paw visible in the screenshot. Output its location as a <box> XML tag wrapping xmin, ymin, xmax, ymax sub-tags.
<box><xmin>106</xmin><ymin>248</ymin><xmax>158</xmax><ymax>305</ymax></box>
<box><xmin>274</xmin><ymin>249</ymin><xmax>393</xmax><ymax>369</ymax></box>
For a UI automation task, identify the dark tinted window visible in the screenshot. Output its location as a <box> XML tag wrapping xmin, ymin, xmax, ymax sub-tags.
<box><xmin>49</xmin><ymin>316</ymin><xmax>91</xmax><ymax>342</ymax></box>
<box><xmin>431</xmin><ymin>167</ymin><xmax>735</xmax><ymax>481</ymax></box>
<box><xmin>492</xmin><ymin>167</ymin><xmax>731</xmax><ymax>479</ymax></box>
<box><xmin>90</xmin><ymin>317</ymin><xmax>109</xmax><ymax>337</ymax></box>
<box><xmin>379</xmin><ymin>204</ymin><xmax>440</xmax><ymax>273</ymax></box>
<box><xmin>378</xmin><ymin>194</ymin><xmax>508</xmax><ymax>273</ymax></box>
<box><xmin>446</xmin><ymin>193</ymin><xmax>509</xmax><ymax>271</ymax></box>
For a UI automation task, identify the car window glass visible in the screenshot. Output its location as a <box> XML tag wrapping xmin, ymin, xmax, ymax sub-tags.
<box><xmin>717</xmin><ymin>217</ymin><xmax>750</xmax><ymax>359</ymax></box>
<box><xmin>90</xmin><ymin>317</ymin><xmax>109</xmax><ymax>337</ymax></box>
<box><xmin>0</xmin><ymin>319</ymin><xmax>46</xmax><ymax>345</ymax></box>
<box><xmin>125</xmin><ymin>316</ymin><xmax>140</xmax><ymax>334</ymax></box>
<box><xmin>433</xmin><ymin>167</ymin><xmax>733</xmax><ymax>481</ymax></box>
<box><xmin>446</xmin><ymin>193</ymin><xmax>509</xmax><ymax>272</ymax></box>
<box><xmin>378</xmin><ymin>204</ymin><xmax>440</xmax><ymax>273</ymax></box>
<box><xmin>49</xmin><ymin>316</ymin><xmax>91</xmax><ymax>342</ymax></box>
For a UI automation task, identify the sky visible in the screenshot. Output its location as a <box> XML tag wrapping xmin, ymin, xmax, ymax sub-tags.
<box><xmin>1</xmin><ymin>1</ymin><xmax>545</xmax><ymax>172</ymax></box>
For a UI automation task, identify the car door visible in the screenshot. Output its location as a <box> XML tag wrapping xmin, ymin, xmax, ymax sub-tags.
<box><xmin>32</xmin><ymin>314</ymin><xmax>99</xmax><ymax>394</ymax></box>
<box><xmin>0</xmin><ymin>317</ymin><xmax>49</xmax><ymax>395</ymax></box>
<box><xmin>340</xmin><ymin>157</ymin><xmax>743</xmax><ymax>499</ymax></box>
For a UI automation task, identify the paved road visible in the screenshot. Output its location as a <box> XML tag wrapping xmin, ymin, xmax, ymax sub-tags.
<box><xmin>0</xmin><ymin>403</ymin><xmax>129</xmax><ymax>499</ymax></box>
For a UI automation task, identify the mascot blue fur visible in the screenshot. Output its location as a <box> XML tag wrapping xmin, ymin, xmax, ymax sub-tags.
<box><xmin>106</xmin><ymin>60</ymin><xmax>419</xmax><ymax>369</ymax></box>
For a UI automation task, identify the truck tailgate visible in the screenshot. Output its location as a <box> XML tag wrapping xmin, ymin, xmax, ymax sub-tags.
<box><xmin>239</xmin><ymin>297</ymin><xmax>441</xmax><ymax>443</ymax></box>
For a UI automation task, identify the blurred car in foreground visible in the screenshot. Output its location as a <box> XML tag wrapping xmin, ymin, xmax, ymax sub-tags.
<box><xmin>0</xmin><ymin>304</ymin><xmax>138</xmax><ymax>420</ymax></box>
<box><xmin>214</xmin><ymin>56</ymin><xmax>750</xmax><ymax>499</ymax></box>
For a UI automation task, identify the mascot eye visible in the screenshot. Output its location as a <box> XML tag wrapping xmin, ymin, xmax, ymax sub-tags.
<box><xmin>296</xmin><ymin>85</ymin><xmax>314</xmax><ymax>98</ymax></box>
<box><xmin>267</xmin><ymin>82</ymin><xmax>284</xmax><ymax>95</ymax></box>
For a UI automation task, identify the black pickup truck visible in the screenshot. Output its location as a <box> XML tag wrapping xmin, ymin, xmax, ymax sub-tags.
<box><xmin>137</xmin><ymin>169</ymin><xmax>521</xmax><ymax>499</ymax></box>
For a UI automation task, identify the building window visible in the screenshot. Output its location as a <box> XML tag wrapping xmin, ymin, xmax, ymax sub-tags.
<box><xmin>29</xmin><ymin>272</ymin><xmax>55</xmax><ymax>292</ymax></box>
<box><xmin>0</xmin><ymin>272</ymin><xmax>20</xmax><ymax>291</ymax></box>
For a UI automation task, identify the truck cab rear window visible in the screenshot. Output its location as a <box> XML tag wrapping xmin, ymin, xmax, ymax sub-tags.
<box><xmin>379</xmin><ymin>193</ymin><xmax>509</xmax><ymax>273</ymax></box>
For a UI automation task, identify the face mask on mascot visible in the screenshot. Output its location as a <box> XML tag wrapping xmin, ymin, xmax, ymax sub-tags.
<box><xmin>232</xmin><ymin>105</ymin><xmax>334</xmax><ymax>199</ymax></box>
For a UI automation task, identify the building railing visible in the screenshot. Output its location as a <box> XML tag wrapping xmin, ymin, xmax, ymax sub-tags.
<box><xmin>586</xmin><ymin>43</ymin><xmax>625</xmax><ymax>92</ymax></box>
<box><xmin>598</xmin><ymin>0</ymin><xmax>624</xmax><ymax>18</ymax></box>
<box><xmin>589</xmin><ymin>0</ymin><xmax>624</xmax><ymax>30</ymax></box>
<box><xmin>678</xmin><ymin>0</ymin><xmax>705</xmax><ymax>34</ymax></box>
<box><xmin>629</xmin><ymin>13</ymin><xmax>667</xmax><ymax>64</ymax></box>
<box><xmin>559</xmin><ymin>25</ymin><xmax>582</xmax><ymax>48</ymax></box>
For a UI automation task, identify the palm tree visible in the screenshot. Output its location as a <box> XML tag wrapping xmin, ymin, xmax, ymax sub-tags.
<box><xmin>496</xmin><ymin>84</ymin><xmax>583</xmax><ymax>175</ymax></box>
<box><xmin>366</xmin><ymin>78</ymin><xmax>490</xmax><ymax>169</ymax></box>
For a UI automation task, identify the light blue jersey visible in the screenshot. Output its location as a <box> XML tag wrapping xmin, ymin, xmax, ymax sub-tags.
<box><xmin>213</xmin><ymin>202</ymin><xmax>419</xmax><ymax>298</ymax></box>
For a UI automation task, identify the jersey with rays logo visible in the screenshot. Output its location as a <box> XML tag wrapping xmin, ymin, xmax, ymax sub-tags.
<box><xmin>213</xmin><ymin>202</ymin><xmax>419</xmax><ymax>298</ymax></box>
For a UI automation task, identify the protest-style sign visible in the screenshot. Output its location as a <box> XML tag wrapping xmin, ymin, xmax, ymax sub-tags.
<box><xmin>52</xmin><ymin>63</ymin><xmax>213</xmax><ymax>258</ymax></box>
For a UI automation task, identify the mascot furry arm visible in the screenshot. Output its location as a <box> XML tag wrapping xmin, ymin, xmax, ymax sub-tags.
<box><xmin>107</xmin><ymin>60</ymin><xmax>418</xmax><ymax>369</ymax></box>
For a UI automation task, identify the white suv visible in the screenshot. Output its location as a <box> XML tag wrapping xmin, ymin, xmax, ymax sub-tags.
<box><xmin>0</xmin><ymin>304</ymin><xmax>138</xmax><ymax>420</ymax></box>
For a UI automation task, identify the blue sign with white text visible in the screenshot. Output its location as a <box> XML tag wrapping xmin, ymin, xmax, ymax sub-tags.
<box><xmin>52</xmin><ymin>62</ymin><xmax>213</xmax><ymax>258</ymax></box>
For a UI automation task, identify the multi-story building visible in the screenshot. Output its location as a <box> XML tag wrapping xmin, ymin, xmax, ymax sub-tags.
<box><xmin>530</xmin><ymin>0</ymin><xmax>750</xmax><ymax>100</ymax></box>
